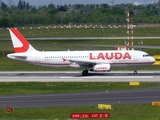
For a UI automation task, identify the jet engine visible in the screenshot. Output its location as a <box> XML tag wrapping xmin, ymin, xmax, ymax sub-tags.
<box><xmin>92</xmin><ymin>64</ymin><xmax>111</xmax><ymax>72</ymax></box>
<box><xmin>69</xmin><ymin>63</ymin><xmax>80</xmax><ymax>68</ymax></box>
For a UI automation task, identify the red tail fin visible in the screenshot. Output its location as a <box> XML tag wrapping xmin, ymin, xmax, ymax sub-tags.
<box><xmin>9</xmin><ymin>28</ymin><xmax>37</xmax><ymax>53</ymax></box>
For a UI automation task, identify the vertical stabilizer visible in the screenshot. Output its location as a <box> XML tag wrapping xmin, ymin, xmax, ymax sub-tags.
<box><xmin>9</xmin><ymin>28</ymin><xmax>37</xmax><ymax>53</ymax></box>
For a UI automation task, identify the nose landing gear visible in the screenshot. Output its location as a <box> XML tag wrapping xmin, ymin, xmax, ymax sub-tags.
<box><xmin>134</xmin><ymin>66</ymin><xmax>137</xmax><ymax>74</ymax></box>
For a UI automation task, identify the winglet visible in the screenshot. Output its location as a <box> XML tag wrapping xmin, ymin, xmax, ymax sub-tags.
<box><xmin>9</xmin><ymin>28</ymin><xmax>37</xmax><ymax>53</ymax></box>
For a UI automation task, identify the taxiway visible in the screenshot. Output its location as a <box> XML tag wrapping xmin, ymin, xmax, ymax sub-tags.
<box><xmin>0</xmin><ymin>87</ymin><xmax>159</xmax><ymax>108</ymax></box>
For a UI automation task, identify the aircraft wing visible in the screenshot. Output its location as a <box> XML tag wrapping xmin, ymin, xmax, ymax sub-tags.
<box><xmin>67</xmin><ymin>59</ymin><xmax>110</xmax><ymax>67</ymax></box>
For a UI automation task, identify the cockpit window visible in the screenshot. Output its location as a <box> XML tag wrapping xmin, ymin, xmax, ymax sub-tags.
<box><xmin>143</xmin><ymin>54</ymin><xmax>150</xmax><ymax>57</ymax></box>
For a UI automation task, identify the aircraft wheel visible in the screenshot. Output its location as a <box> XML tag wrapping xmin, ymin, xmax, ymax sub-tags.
<box><xmin>82</xmin><ymin>69</ymin><xmax>88</xmax><ymax>76</ymax></box>
<box><xmin>134</xmin><ymin>71</ymin><xmax>137</xmax><ymax>74</ymax></box>
<box><xmin>133</xmin><ymin>66</ymin><xmax>138</xmax><ymax>74</ymax></box>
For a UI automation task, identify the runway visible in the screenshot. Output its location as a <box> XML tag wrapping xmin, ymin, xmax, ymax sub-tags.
<box><xmin>0</xmin><ymin>71</ymin><xmax>160</xmax><ymax>82</ymax></box>
<box><xmin>0</xmin><ymin>71</ymin><xmax>160</xmax><ymax>108</ymax></box>
<box><xmin>0</xmin><ymin>87</ymin><xmax>160</xmax><ymax>108</ymax></box>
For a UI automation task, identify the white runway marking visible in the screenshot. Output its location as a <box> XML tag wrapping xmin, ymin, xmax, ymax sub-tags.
<box><xmin>60</xmin><ymin>76</ymin><xmax>153</xmax><ymax>79</ymax></box>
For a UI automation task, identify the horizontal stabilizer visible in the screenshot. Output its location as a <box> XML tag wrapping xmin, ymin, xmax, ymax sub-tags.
<box><xmin>7</xmin><ymin>54</ymin><xmax>27</xmax><ymax>60</ymax></box>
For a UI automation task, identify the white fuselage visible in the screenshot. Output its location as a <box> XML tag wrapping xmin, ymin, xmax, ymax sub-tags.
<box><xmin>7</xmin><ymin>50</ymin><xmax>155</xmax><ymax>68</ymax></box>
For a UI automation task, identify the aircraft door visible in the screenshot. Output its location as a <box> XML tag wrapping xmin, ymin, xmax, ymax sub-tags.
<box><xmin>35</xmin><ymin>54</ymin><xmax>40</xmax><ymax>63</ymax></box>
<box><xmin>133</xmin><ymin>52</ymin><xmax>138</xmax><ymax>61</ymax></box>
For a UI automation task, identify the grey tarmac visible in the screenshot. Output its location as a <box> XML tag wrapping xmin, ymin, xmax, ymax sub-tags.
<box><xmin>0</xmin><ymin>87</ymin><xmax>159</xmax><ymax>108</ymax></box>
<box><xmin>0</xmin><ymin>71</ymin><xmax>160</xmax><ymax>108</ymax></box>
<box><xmin>0</xmin><ymin>71</ymin><xmax>160</xmax><ymax>82</ymax></box>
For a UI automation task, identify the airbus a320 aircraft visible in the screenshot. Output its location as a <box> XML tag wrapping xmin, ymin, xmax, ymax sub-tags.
<box><xmin>7</xmin><ymin>28</ymin><xmax>155</xmax><ymax>76</ymax></box>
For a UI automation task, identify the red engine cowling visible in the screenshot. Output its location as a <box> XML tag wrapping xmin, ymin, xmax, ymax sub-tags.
<box><xmin>93</xmin><ymin>64</ymin><xmax>111</xmax><ymax>72</ymax></box>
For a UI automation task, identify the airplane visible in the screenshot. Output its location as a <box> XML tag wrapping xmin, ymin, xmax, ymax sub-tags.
<box><xmin>7</xmin><ymin>28</ymin><xmax>155</xmax><ymax>76</ymax></box>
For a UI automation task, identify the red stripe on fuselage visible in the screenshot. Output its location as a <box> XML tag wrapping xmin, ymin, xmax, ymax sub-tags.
<box><xmin>111</xmin><ymin>62</ymin><xmax>154</xmax><ymax>65</ymax></box>
<box><xmin>17</xmin><ymin>60</ymin><xmax>154</xmax><ymax>67</ymax></box>
<box><xmin>10</xmin><ymin>28</ymin><xmax>29</xmax><ymax>53</ymax></box>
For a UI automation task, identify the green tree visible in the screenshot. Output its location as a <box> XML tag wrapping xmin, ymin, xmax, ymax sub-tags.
<box><xmin>58</xmin><ymin>6</ymin><xmax>67</xmax><ymax>12</ymax></box>
<box><xmin>18</xmin><ymin>0</ymin><xmax>25</xmax><ymax>9</ymax></box>
<box><xmin>1</xmin><ymin>2</ymin><xmax>8</xmax><ymax>9</ymax></box>
<box><xmin>48</xmin><ymin>8</ymin><xmax>58</xmax><ymax>15</ymax></box>
<box><xmin>48</xmin><ymin>4</ymin><xmax>56</xmax><ymax>9</ymax></box>
<box><xmin>0</xmin><ymin>18</ymin><xmax>13</xmax><ymax>27</ymax></box>
<box><xmin>26</xmin><ymin>2</ymin><xmax>29</xmax><ymax>9</ymax></box>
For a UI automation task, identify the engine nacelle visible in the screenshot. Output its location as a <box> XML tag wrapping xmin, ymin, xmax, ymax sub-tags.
<box><xmin>69</xmin><ymin>63</ymin><xmax>80</xmax><ymax>68</ymax></box>
<box><xmin>92</xmin><ymin>64</ymin><xmax>111</xmax><ymax>72</ymax></box>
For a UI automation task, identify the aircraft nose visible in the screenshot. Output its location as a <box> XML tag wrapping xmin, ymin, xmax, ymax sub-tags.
<box><xmin>152</xmin><ymin>57</ymin><xmax>156</xmax><ymax>63</ymax></box>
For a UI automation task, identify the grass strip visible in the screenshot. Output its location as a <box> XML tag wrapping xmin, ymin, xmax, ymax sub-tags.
<box><xmin>0</xmin><ymin>104</ymin><xmax>159</xmax><ymax>120</ymax></box>
<box><xmin>0</xmin><ymin>82</ymin><xmax>160</xmax><ymax>95</ymax></box>
<box><xmin>1</xmin><ymin>28</ymin><xmax>160</xmax><ymax>38</ymax></box>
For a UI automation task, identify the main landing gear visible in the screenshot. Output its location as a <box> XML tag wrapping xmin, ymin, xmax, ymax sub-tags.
<box><xmin>134</xmin><ymin>66</ymin><xmax>137</xmax><ymax>74</ymax></box>
<box><xmin>82</xmin><ymin>69</ymin><xmax>88</xmax><ymax>76</ymax></box>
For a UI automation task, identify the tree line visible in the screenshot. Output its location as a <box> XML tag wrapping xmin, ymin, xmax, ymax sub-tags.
<box><xmin>0</xmin><ymin>0</ymin><xmax>160</xmax><ymax>27</ymax></box>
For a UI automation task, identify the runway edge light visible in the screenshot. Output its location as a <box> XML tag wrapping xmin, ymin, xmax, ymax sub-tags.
<box><xmin>152</xmin><ymin>102</ymin><xmax>160</xmax><ymax>106</ymax></box>
<box><xmin>98</xmin><ymin>104</ymin><xmax>112</xmax><ymax>110</ymax></box>
<box><xmin>129</xmin><ymin>82</ymin><xmax>140</xmax><ymax>86</ymax></box>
